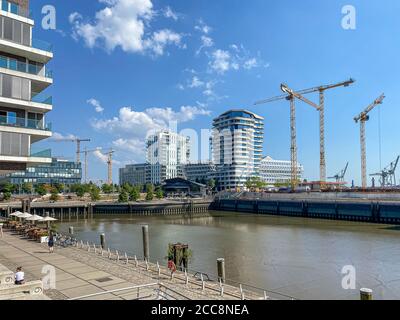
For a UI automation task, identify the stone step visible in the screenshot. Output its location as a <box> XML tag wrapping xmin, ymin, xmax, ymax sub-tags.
<box><xmin>0</xmin><ymin>280</ymin><xmax>43</xmax><ymax>296</ymax></box>
<box><xmin>0</xmin><ymin>292</ymin><xmax>26</xmax><ymax>300</ymax></box>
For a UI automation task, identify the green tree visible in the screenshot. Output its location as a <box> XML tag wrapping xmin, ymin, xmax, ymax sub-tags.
<box><xmin>102</xmin><ymin>184</ymin><xmax>113</xmax><ymax>194</ymax></box>
<box><xmin>3</xmin><ymin>192</ymin><xmax>11</xmax><ymax>201</ymax></box>
<box><xmin>54</xmin><ymin>183</ymin><xmax>65</xmax><ymax>194</ymax></box>
<box><xmin>75</xmin><ymin>185</ymin><xmax>85</xmax><ymax>198</ymax></box>
<box><xmin>50</xmin><ymin>187</ymin><xmax>59</xmax><ymax>202</ymax></box>
<box><xmin>155</xmin><ymin>187</ymin><xmax>164</xmax><ymax>199</ymax></box>
<box><xmin>207</xmin><ymin>179</ymin><xmax>216</xmax><ymax>190</ymax></box>
<box><xmin>118</xmin><ymin>190</ymin><xmax>128</xmax><ymax>203</ymax></box>
<box><xmin>245</xmin><ymin>177</ymin><xmax>267</xmax><ymax>190</ymax></box>
<box><xmin>129</xmin><ymin>187</ymin><xmax>140</xmax><ymax>202</ymax></box>
<box><xmin>35</xmin><ymin>184</ymin><xmax>47</xmax><ymax>196</ymax></box>
<box><xmin>21</xmin><ymin>182</ymin><xmax>33</xmax><ymax>194</ymax></box>
<box><xmin>90</xmin><ymin>186</ymin><xmax>101</xmax><ymax>201</ymax></box>
<box><xmin>146</xmin><ymin>184</ymin><xmax>154</xmax><ymax>201</ymax></box>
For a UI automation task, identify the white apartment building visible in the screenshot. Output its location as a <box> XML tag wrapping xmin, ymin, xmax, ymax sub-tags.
<box><xmin>0</xmin><ymin>0</ymin><xmax>53</xmax><ymax>174</ymax></box>
<box><xmin>146</xmin><ymin>130</ymin><xmax>190</xmax><ymax>183</ymax></box>
<box><xmin>260</xmin><ymin>156</ymin><xmax>303</xmax><ymax>185</ymax></box>
<box><xmin>212</xmin><ymin>110</ymin><xmax>264</xmax><ymax>190</ymax></box>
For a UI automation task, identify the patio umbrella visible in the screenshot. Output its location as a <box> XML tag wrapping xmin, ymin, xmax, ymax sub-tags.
<box><xmin>19</xmin><ymin>212</ymin><xmax>32</xmax><ymax>219</ymax></box>
<box><xmin>41</xmin><ymin>216</ymin><xmax>58</xmax><ymax>230</ymax></box>
<box><xmin>26</xmin><ymin>214</ymin><xmax>44</xmax><ymax>226</ymax></box>
<box><xmin>9</xmin><ymin>211</ymin><xmax>23</xmax><ymax>218</ymax></box>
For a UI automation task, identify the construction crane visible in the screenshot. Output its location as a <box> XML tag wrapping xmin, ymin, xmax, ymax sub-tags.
<box><xmin>255</xmin><ymin>83</ymin><xmax>319</xmax><ymax>190</ymax></box>
<box><xmin>79</xmin><ymin>147</ymin><xmax>102</xmax><ymax>184</ymax></box>
<box><xmin>52</xmin><ymin>138</ymin><xmax>91</xmax><ymax>163</ymax></box>
<box><xmin>328</xmin><ymin>162</ymin><xmax>349</xmax><ymax>183</ymax></box>
<box><xmin>106</xmin><ymin>150</ymin><xmax>115</xmax><ymax>185</ymax></box>
<box><xmin>255</xmin><ymin>78</ymin><xmax>355</xmax><ymax>185</ymax></box>
<box><xmin>370</xmin><ymin>155</ymin><xmax>399</xmax><ymax>188</ymax></box>
<box><xmin>354</xmin><ymin>93</ymin><xmax>385</xmax><ymax>189</ymax></box>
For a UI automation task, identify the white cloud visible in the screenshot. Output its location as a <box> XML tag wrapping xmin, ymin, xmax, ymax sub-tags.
<box><xmin>195</xmin><ymin>19</ymin><xmax>212</xmax><ymax>34</ymax></box>
<box><xmin>50</xmin><ymin>132</ymin><xmax>78</xmax><ymax>141</ymax></box>
<box><xmin>70</xmin><ymin>0</ymin><xmax>182</xmax><ymax>56</ymax></box>
<box><xmin>209</xmin><ymin>49</ymin><xmax>231</xmax><ymax>74</ymax></box>
<box><xmin>188</xmin><ymin>76</ymin><xmax>204</xmax><ymax>88</ymax></box>
<box><xmin>87</xmin><ymin>98</ymin><xmax>105</xmax><ymax>113</ymax></box>
<box><xmin>196</xmin><ymin>35</ymin><xmax>214</xmax><ymax>55</ymax></box>
<box><xmin>163</xmin><ymin>6</ymin><xmax>178</xmax><ymax>21</ymax></box>
<box><xmin>113</xmin><ymin>138</ymin><xmax>146</xmax><ymax>155</ymax></box>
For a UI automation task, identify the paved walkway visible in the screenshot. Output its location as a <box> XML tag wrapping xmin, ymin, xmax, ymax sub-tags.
<box><xmin>0</xmin><ymin>231</ymin><xmax>264</xmax><ymax>300</ymax></box>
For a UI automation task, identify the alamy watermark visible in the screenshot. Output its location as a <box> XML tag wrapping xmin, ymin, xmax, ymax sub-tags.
<box><xmin>342</xmin><ymin>5</ymin><xmax>356</xmax><ymax>30</ymax></box>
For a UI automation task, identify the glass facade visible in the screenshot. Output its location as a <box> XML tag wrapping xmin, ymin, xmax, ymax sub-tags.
<box><xmin>4</xmin><ymin>158</ymin><xmax>82</xmax><ymax>186</ymax></box>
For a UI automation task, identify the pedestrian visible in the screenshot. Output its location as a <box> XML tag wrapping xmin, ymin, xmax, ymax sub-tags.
<box><xmin>168</xmin><ymin>260</ymin><xmax>177</xmax><ymax>279</ymax></box>
<box><xmin>15</xmin><ymin>267</ymin><xmax>24</xmax><ymax>285</ymax></box>
<box><xmin>48</xmin><ymin>233</ymin><xmax>54</xmax><ymax>253</ymax></box>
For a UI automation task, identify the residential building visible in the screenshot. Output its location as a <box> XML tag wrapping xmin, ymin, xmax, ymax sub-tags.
<box><xmin>146</xmin><ymin>130</ymin><xmax>190</xmax><ymax>183</ymax></box>
<box><xmin>211</xmin><ymin>110</ymin><xmax>264</xmax><ymax>190</ymax></box>
<box><xmin>182</xmin><ymin>162</ymin><xmax>216</xmax><ymax>183</ymax></box>
<box><xmin>260</xmin><ymin>156</ymin><xmax>303</xmax><ymax>185</ymax></box>
<box><xmin>1</xmin><ymin>157</ymin><xmax>82</xmax><ymax>187</ymax></box>
<box><xmin>119</xmin><ymin>163</ymin><xmax>167</xmax><ymax>186</ymax></box>
<box><xmin>0</xmin><ymin>0</ymin><xmax>53</xmax><ymax>174</ymax></box>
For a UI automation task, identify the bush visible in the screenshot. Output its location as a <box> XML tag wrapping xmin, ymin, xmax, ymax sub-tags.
<box><xmin>3</xmin><ymin>192</ymin><xmax>11</xmax><ymax>201</ymax></box>
<box><xmin>50</xmin><ymin>188</ymin><xmax>59</xmax><ymax>202</ymax></box>
<box><xmin>118</xmin><ymin>191</ymin><xmax>128</xmax><ymax>203</ymax></box>
<box><xmin>129</xmin><ymin>187</ymin><xmax>140</xmax><ymax>202</ymax></box>
<box><xmin>155</xmin><ymin>188</ymin><xmax>164</xmax><ymax>199</ymax></box>
<box><xmin>35</xmin><ymin>184</ymin><xmax>47</xmax><ymax>196</ymax></box>
<box><xmin>90</xmin><ymin>186</ymin><xmax>101</xmax><ymax>201</ymax></box>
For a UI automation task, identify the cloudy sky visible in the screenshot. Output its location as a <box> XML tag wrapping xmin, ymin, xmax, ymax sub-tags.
<box><xmin>31</xmin><ymin>0</ymin><xmax>400</xmax><ymax>185</ymax></box>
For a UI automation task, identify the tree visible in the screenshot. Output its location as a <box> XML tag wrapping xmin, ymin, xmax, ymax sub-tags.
<box><xmin>245</xmin><ymin>177</ymin><xmax>267</xmax><ymax>191</ymax></box>
<box><xmin>129</xmin><ymin>187</ymin><xmax>140</xmax><ymax>202</ymax></box>
<box><xmin>102</xmin><ymin>184</ymin><xmax>113</xmax><ymax>194</ymax></box>
<box><xmin>35</xmin><ymin>184</ymin><xmax>47</xmax><ymax>196</ymax></box>
<box><xmin>155</xmin><ymin>187</ymin><xmax>164</xmax><ymax>199</ymax></box>
<box><xmin>21</xmin><ymin>182</ymin><xmax>33</xmax><ymax>194</ymax></box>
<box><xmin>54</xmin><ymin>183</ymin><xmax>65</xmax><ymax>194</ymax></box>
<box><xmin>75</xmin><ymin>185</ymin><xmax>85</xmax><ymax>198</ymax></box>
<box><xmin>50</xmin><ymin>187</ymin><xmax>59</xmax><ymax>202</ymax></box>
<box><xmin>207</xmin><ymin>179</ymin><xmax>216</xmax><ymax>190</ymax></box>
<box><xmin>3</xmin><ymin>192</ymin><xmax>11</xmax><ymax>201</ymax></box>
<box><xmin>90</xmin><ymin>186</ymin><xmax>101</xmax><ymax>201</ymax></box>
<box><xmin>118</xmin><ymin>190</ymin><xmax>128</xmax><ymax>203</ymax></box>
<box><xmin>146</xmin><ymin>184</ymin><xmax>154</xmax><ymax>201</ymax></box>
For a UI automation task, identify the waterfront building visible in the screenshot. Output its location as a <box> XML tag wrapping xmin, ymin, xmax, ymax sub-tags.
<box><xmin>259</xmin><ymin>156</ymin><xmax>303</xmax><ymax>185</ymax></box>
<box><xmin>119</xmin><ymin>163</ymin><xmax>167</xmax><ymax>186</ymax></box>
<box><xmin>0</xmin><ymin>0</ymin><xmax>53</xmax><ymax>174</ymax></box>
<box><xmin>146</xmin><ymin>130</ymin><xmax>190</xmax><ymax>183</ymax></box>
<box><xmin>182</xmin><ymin>162</ymin><xmax>216</xmax><ymax>183</ymax></box>
<box><xmin>162</xmin><ymin>178</ymin><xmax>207</xmax><ymax>197</ymax></box>
<box><xmin>1</xmin><ymin>157</ymin><xmax>81</xmax><ymax>187</ymax></box>
<box><xmin>211</xmin><ymin>110</ymin><xmax>264</xmax><ymax>190</ymax></box>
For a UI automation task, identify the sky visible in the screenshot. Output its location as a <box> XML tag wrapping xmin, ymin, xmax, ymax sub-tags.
<box><xmin>30</xmin><ymin>0</ymin><xmax>400</xmax><ymax>186</ymax></box>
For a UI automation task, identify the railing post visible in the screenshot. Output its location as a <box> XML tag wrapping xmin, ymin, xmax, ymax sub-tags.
<box><xmin>360</xmin><ymin>288</ymin><xmax>373</xmax><ymax>300</ymax></box>
<box><xmin>145</xmin><ymin>259</ymin><xmax>149</xmax><ymax>271</ymax></box>
<box><xmin>116</xmin><ymin>250</ymin><xmax>119</xmax><ymax>263</ymax></box>
<box><xmin>93</xmin><ymin>243</ymin><xmax>97</xmax><ymax>254</ymax></box>
<box><xmin>201</xmin><ymin>273</ymin><xmax>205</xmax><ymax>292</ymax></box>
<box><xmin>134</xmin><ymin>255</ymin><xmax>138</xmax><ymax>267</ymax></box>
<box><xmin>87</xmin><ymin>241</ymin><xmax>90</xmax><ymax>252</ymax></box>
<box><xmin>217</xmin><ymin>258</ymin><xmax>226</xmax><ymax>283</ymax></box>
<box><xmin>142</xmin><ymin>225</ymin><xmax>150</xmax><ymax>261</ymax></box>
<box><xmin>219</xmin><ymin>279</ymin><xmax>224</xmax><ymax>297</ymax></box>
<box><xmin>157</xmin><ymin>262</ymin><xmax>160</xmax><ymax>278</ymax></box>
<box><xmin>239</xmin><ymin>284</ymin><xmax>245</xmax><ymax>300</ymax></box>
<box><xmin>125</xmin><ymin>252</ymin><xmax>128</xmax><ymax>264</ymax></box>
<box><xmin>108</xmin><ymin>248</ymin><xmax>111</xmax><ymax>259</ymax></box>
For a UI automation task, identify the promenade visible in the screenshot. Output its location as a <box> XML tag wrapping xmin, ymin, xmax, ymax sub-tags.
<box><xmin>0</xmin><ymin>231</ymin><xmax>267</xmax><ymax>300</ymax></box>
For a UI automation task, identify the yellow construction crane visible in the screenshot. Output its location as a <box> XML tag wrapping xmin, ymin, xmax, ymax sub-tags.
<box><xmin>106</xmin><ymin>150</ymin><xmax>115</xmax><ymax>185</ymax></box>
<box><xmin>255</xmin><ymin>83</ymin><xmax>319</xmax><ymax>190</ymax></box>
<box><xmin>354</xmin><ymin>93</ymin><xmax>385</xmax><ymax>189</ymax></box>
<box><xmin>52</xmin><ymin>138</ymin><xmax>91</xmax><ymax>163</ymax></box>
<box><xmin>79</xmin><ymin>147</ymin><xmax>102</xmax><ymax>184</ymax></box>
<box><xmin>255</xmin><ymin>78</ymin><xmax>355</xmax><ymax>185</ymax></box>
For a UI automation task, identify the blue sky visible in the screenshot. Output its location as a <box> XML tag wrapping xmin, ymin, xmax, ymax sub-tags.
<box><xmin>30</xmin><ymin>0</ymin><xmax>400</xmax><ymax>185</ymax></box>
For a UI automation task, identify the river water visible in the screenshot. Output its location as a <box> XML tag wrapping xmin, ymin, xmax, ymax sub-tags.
<box><xmin>58</xmin><ymin>211</ymin><xmax>400</xmax><ymax>300</ymax></box>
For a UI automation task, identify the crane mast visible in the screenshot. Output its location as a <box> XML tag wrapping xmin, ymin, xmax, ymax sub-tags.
<box><xmin>354</xmin><ymin>93</ymin><xmax>385</xmax><ymax>189</ymax></box>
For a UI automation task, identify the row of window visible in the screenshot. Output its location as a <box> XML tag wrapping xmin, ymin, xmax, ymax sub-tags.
<box><xmin>0</xmin><ymin>15</ymin><xmax>31</xmax><ymax>46</ymax></box>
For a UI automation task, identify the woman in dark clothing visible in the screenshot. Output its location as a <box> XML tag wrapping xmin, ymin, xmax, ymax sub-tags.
<box><xmin>48</xmin><ymin>234</ymin><xmax>54</xmax><ymax>253</ymax></box>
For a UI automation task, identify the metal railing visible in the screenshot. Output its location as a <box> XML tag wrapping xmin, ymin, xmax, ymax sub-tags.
<box><xmin>0</xmin><ymin>56</ymin><xmax>53</xmax><ymax>79</ymax></box>
<box><xmin>0</xmin><ymin>115</ymin><xmax>51</xmax><ymax>131</ymax></box>
<box><xmin>31</xmin><ymin>92</ymin><xmax>52</xmax><ymax>105</ymax></box>
<box><xmin>32</xmin><ymin>39</ymin><xmax>53</xmax><ymax>53</ymax></box>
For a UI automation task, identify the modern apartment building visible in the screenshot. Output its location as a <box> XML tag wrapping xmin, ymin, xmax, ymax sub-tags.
<box><xmin>1</xmin><ymin>157</ymin><xmax>82</xmax><ymax>187</ymax></box>
<box><xmin>182</xmin><ymin>162</ymin><xmax>216</xmax><ymax>183</ymax></box>
<box><xmin>212</xmin><ymin>110</ymin><xmax>264</xmax><ymax>190</ymax></box>
<box><xmin>260</xmin><ymin>156</ymin><xmax>303</xmax><ymax>185</ymax></box>
<box><xmin>0</xmin><ymin>0</ymin><xmax>53</xmax><ymax>174</ymax></box>
<box><xmin>146</xmin><ymin>130</ymin><xmax>190</xmax><ymax>182</ymax></box>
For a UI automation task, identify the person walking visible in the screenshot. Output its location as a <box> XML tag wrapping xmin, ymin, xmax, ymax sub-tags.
<box><xmin>48</xmin><ymin>233</ymin><xmax>54</xmax><ymax>253</ymax></box>
<box><xmin>15</xmin><ymin>267</ymin><xmax>25</xmax><ymax>285</ymax></box>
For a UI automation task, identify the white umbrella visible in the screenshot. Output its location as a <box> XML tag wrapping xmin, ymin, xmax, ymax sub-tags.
<box><xmin>10</xmin><ymin>211</ymin><xmax>23</xmax><ymax>217</ymax></box>
<box><xmin>19</xmin><ymin>212</ymin><xmax>33</xmax><ymax>219</ymax></box>
<box><xmin>26</xmin><ymin>214</ymin><xmax>44</xmax><ymax>222</ymax></box>
<box><xmin>42</xmin><ymin>217</ymin><xmax>57</xmax><ymax>222</ymax></box>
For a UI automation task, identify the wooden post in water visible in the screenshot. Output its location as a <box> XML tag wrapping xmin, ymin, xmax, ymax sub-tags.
<box><xmin>142</xmin><ymin>225</ymin><xmax>150</xmax><ymax>261</ymax></box>
<box><xmin>100</xmin><ymin>233</ymin><xmax>106</xmax><ymax>249</ymax></box>
<box><xmin>69</xmin><ymin>226</ymin><xmax>74</xmax><ymax>235</ymax></box>
<box><xmin>217</xmin><ymin>258</ymin><xmax>226</xmax><ymax>283</ymax></box>
<box><xmin>360</xmin><ymin>288</ymin><xmax>373</xmax><ymax>300</ymax></box>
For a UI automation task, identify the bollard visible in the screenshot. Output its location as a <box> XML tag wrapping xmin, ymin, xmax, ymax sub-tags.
<box><xmin>93</xmin><ymin>244</ymin><xmax>97</xmax><ymax>254</ymax></box>
<box><xmin>145</xmin><ymin>259</ymin><xmax>149</xmax><ymax>271</ymax></box>
<box><xmin>100</xmin><ymin>247</ymin><xmax>103</xmax><ymax>256</ymax></box>
<box><xmin>69</xmin><ymin>226</ymin><xmax>74</xmax><ymax>235</ymax></box>
<box><xmin>219</xmin><ymin>279</ymin><xmax>224</xmax><ymax>297</ymax></box>
<box><xmin>217</xmin><ymin>258</ymin><xmax>226</xmax><ymax>283</ymax></box>
<box><xmin>86</xmin><ymin>241</ymin><xmax>90</xmax><ymax>252</ymax></box>
<box><xmin>116</xmin><ymin>250</ymin><xmax>119</xmax><ymax>262</ymax></box>
<box><xmin>264</xmin><ymin>291</ymin><xmax>269</xmax><ymax>300</ymax></box>
<box><xmin>125</xmin><ymin>252</ymin><xmax>128</xmax><ymax>264</ymax></box>
<box><xmin>201</xmin><ymin>274</ymin><xmax>205</xmax><ymax>291</ymax></box>
<box><xmin>157</xmin><ymin>262</ymin><xmax>160</xmax><ymax>277</ymax></box>
<box><xmin>100</xmin><ymin>233</ymin><xmax>106</xmax><ymax>249</ymax></box>
<box><xmin>108</xmin><ymin>248</ymin><xmax>111</xmax><ymax>259</ymax></box>
<box><xmin>360</xmin><ymin>288</ymin><xmax>373</xmax><ymax>300</ymax></box>
<box><xmin>142</xmin><ymin>225</ymin><xmax>150</xmax><ymax>261</ymax></box>
<box><xmin>239</xmin><ymin>284</ymin><xmax>245</xmax><ymax>300</ymax></box>
<box><xmin>80</xmin><ymin>240</ymin><xmax>83</xmax><ymax>248</ymax></box>
<box><xmin>134</xmin><ymin>255</ymin><xmax>138</xmax><ymax>267</ymax></box>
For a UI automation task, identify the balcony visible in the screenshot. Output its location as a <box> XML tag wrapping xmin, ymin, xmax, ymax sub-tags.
<box><xmin>0</xmin><ymin>115</ymin><xmax>51</xmax><ymax>131</ymax></box>
<box><xmin>0</xmin><ymin>56</ymin><xmax>53</xmax><ymax>79</ymax></box>
<box><xmin>31</xmin><ymin>92</ymin><xmax>52</xmax><ymax>105</ymax></box>
<box><xmin>1</xmin><ymin>0</ymin><xmax>31</xmax><ymax>19</ymax></box>
<box><xmin>31</xmin><ymin>39</ymin><xmax>53</xmax><ymax>53</ymax></box>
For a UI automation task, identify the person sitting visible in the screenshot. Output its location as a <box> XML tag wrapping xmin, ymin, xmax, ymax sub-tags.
<box><xmin>15</xmin><ymin>267</ymin><xmax>25</xmax><ymax>285</ymax></box>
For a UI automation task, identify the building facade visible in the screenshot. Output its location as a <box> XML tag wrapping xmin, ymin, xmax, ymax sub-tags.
<box><xmin>0</xmin><ymin>0</ymin><xmax>53</xmax><ymax>174</ymax></box>
<box><xmin>119</xmin><ymin>163</ymin><xmax>147</xmax><ymax>186</ymax></box>
<box><xmin>146</xmin><ymin>130</ymin><xmax>190</xmax><ymax>183</ymax></box>
<box><xmin>2</xmin><ymin>157</ymin><xmax>82</xmax><ymax>186</ymax></box>
<box><xmin>260</xmin><ymin>156</ymin><xmax>303</xmax><ymax>185</ymax></box>
<box><xmin>211</xmin><ymin>110</ymin><xmax>264</xmax><ymax>190</ymax></box>
<box><xmin>182</xmin><ymin>162</ymin><xmax>216</xmax><ymax>183</ymax></box>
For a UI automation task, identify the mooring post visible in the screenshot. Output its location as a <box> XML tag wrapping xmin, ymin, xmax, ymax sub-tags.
<box><xmin>142</xmin><ymin>225</ymin><xmax>150</xmax><ymax>261</ymax></box>
<box><xmin>217</xmin><ymin>258</ymin><xmax>226</xmax><ymax>283</ymax></box>
<box><xmin>100</xmin><ymin>233</ymin><xmax>106</xmax><ymax>249</ymax></box>
<box><xmin>219</xmin><ymin>279</ymin><xmax>224</xmax><ymax>297</ymax></box>
<box><xmin>360</xmin><ymin>288</ymin><xmax>373</xmax><ymax>300</ymax></box>
<box><xmin>69</xmin><ymin>226</ymin><xmax>74</xmax><ymax>235</ymax></box>
<box><xmin>108</xmin><ymin>248</ymin><xmax>111</xmax><ymax>259</ymax></box>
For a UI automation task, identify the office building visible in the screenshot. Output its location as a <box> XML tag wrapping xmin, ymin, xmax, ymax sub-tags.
<box><xmin>0</xmin><ymin>0</ymin><xmax>53</xmax><ymax>174</ymax></box>
<box><xmin>211</xmin><ymin>110</ymin><xmax>264</xmax><ymax>190</ymax></box>
<box><xmin>182</xmin><ymin>162</ymin><xmax>216</xmax><ymax>183</ymax></box>
<box><xmin>260</xmin><ymin>156</ymin><xmax>303</xmax><ymax>185</ymax></box>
